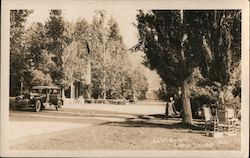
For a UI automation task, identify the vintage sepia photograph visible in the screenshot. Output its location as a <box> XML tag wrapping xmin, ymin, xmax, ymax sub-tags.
<box><xmin>1</xmin><ymin>0</ymin><xmax>249</xmax><ymax>157</ymax></box>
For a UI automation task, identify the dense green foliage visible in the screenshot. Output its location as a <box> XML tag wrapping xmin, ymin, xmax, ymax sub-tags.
<box><xmin>10</xmin><ymin>10</ymin><xmax>33</xmax><ymax>96</ymax></box>
<box><xmin>10</xmin><ymin>10</ymin><xmax>148</xmax><ymax>100</ymax></box>
<box><xmin>136</xmin><ymin>10</ymin><xmax>241</xmax><ymax>124</ymax></box>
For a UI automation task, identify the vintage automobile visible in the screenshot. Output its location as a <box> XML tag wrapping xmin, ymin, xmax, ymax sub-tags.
<box><xmin>15</xmin><ymin>86</ymin><xmax>63</xmax><ymax>112</ymax></box>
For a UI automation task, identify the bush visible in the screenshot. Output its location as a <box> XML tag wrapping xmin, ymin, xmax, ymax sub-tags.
<box><xmin>224</xmin><ymin>86</ymin><xmax>241</xmax><ymax>109</ymax></box>
<box><xmin>189</xmin><ymin>68</ymin><xmax>241</xmax><ymax>116</ymax></box>
<box><xmin>9</xmin><ymin>97</ymin><xmax>16</xmax><ymax>110</ymax></box>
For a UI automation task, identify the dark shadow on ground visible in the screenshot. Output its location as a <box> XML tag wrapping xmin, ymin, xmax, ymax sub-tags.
<box><xmin>12</xmin><ymin>108</ymin><xmax>58</xmax><ymax>112</ymax></box>
<box><xmin>148</xmin><ymin>114</ymin><xmax>205</xmax><ymax>124</ymax></box>
<box><xmin>12</xmin><ymin>108</ymin><xmax>35</xmax><ymax>112</ymax></box>
<box><xmin>148</xmin><ymin>114</ymin><xmax>172</xmax><ymax>119</ymax></box>
<box><xmin>105</xmin><ymin>114</ymin><xmax>206</xmax><ymax>131</ymax></box>
<box><xmin>10</xmin><ymin>109</ymin><xmax>139</xmax><ymax>120</ymax></box>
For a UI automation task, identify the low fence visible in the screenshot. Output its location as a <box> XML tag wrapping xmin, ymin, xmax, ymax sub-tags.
<box><xmin>9</xmin><ymin>97</ymin><xmax>127</xmax><ymax>111</ymax></box>
<box><xmin>63</xmin><ymin>98</ymin><xmax>126</xmax><ymax>105</ymax></box>
<box><xmin>84</xmin><ymin>99</ymin><xmax>126</xmax><ymax>105</ymax></box>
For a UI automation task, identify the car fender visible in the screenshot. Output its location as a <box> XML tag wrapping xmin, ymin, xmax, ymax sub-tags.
<box><xmin>57</xmin><ymin>99</ymin><xmax>64</xmax><ymax>105</ymax></box>
<box><xmin>33</xmin><ymin>98</ymin><xmax>43</xmax><ymax>105</ymax></box>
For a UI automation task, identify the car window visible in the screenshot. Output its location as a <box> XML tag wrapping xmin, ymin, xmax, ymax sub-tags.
<box><xmin>49</xmin><ymin>89</ymin><xmax>53</xmax><ymax>94</ymax></box>
<box><xmin>54</xmin><ymin>89</ymin><xmax>58</xmax><ymax>94</ymax></box>
<box><xmin>32</xmin><ymin>89</ymin><xmax>43</xmax><ymax>93</ymax></box>
<box><xmin>42</xmin><ymin>89</ymin><xmax>47</xmax><ymax>93</ymax></box>
<box><xmin>50</xmin><ymin>89</ymin><xmax>58</xmax><ymax>94</ymax></box>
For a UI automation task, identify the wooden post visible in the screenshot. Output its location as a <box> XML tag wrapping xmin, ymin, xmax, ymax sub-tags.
<box><xmin>20</xmin><ymin>76</ymin><xmax>24</xmax><ymax>95</ymax></box>
<box><xmin>70</xmin><ymin>82</ymin><xmax>74</xmax><ymax>99</ymax></box>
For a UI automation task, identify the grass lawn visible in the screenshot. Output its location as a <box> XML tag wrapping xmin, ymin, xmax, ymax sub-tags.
<box><xmin>10</xmin><ymin>116</ymin><xmax>240</xmax><ymax>150</ymax></box>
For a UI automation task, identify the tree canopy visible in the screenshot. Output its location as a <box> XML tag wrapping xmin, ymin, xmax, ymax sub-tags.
<box><xmin>10</xmin><ymin>10</ymin><xmax>148</xmax><ymax>101</ymax></box>
<box><xmin>136</xmin><ymin>10</ymin><xmax>241</xmax><ymax>124</ymax></box>
<box><xmin>10</xmin><ymin>10</ymin><xmax>33</xmax><ymax>96</ymax></box>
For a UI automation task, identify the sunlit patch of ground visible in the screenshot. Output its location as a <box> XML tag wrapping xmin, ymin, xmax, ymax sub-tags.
<box><xmin>10</xmin><ymin>116</ymin><xmax>240</xmax><ymax>150</ymax></box>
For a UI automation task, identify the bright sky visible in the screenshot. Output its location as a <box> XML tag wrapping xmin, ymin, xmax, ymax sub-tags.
<box><xmin>26</xmin><ymin>8</ymin><xmax>139</xmax><ymax>49</ymax></box>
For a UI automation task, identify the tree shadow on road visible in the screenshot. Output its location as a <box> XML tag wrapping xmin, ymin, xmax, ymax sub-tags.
<box><xmin>105</xmin><ymin>114</ymin><xmax>205</xmax><ymax>132</ymax></box>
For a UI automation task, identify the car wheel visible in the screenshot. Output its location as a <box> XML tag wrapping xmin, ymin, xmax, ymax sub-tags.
<box><xmin>34</xmin><ymin>100</ymin><xmax>41</xmax><ymax>112</ymax></box>
<box><xmin>57</xmin><ymin>100</ymin><xmax>62</xmax><ymax>108</ymax></box>
<box><xmin>41</xmin><ymin>105</ymin><xmax>45</xmax><ymax>110</ymax></box>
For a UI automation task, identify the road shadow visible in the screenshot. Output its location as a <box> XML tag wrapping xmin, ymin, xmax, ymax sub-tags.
<box><xmin>10</xmin><ymin>107</ymin><xmax>59</xmax><ymax>112</ymax></box>
<box><xmin>105</xmin><ymin>114</ymin><xmax>205</xmax><ymax>132</ymax></box>
<box><xmin>109</xmin><ymin>120</ymin><xmax>204</xmax><ymax>131</ymax></box>
<box><xmin>10</xmin><ymin>109</ymin><xmax>138</xmax><ymax>120</ymax></box>
<box><xmin>11</xmin><ymin>108</ymin><xmax>34</xmax><ymax>112</ymax></box>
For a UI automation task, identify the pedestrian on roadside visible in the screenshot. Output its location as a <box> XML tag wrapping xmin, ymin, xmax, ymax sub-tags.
<box><xmin>165</xmin><ymin>97</ymin><xmax>176</xmax><ymax>118</ymax></box>
<box><xmin>218</xmin><ymin>87</ymin><xmax>225</xmax><ymax>109</ymax></box>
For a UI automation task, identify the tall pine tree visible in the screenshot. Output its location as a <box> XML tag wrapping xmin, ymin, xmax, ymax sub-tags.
<box><xmin>45</xmin><ymin>10</ymin><xmax>66</xmax><ymax>87</ymax></box>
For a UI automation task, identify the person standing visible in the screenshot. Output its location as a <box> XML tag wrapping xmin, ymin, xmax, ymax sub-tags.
<box><xmin>165</xmin><ymin>97</ymin><xmax>176</xmax><ymax>118</ymax></box>
<box><xmin>218</xmin><ymin>88</ymin><xmax>225</xmax><ymax>109</ymax></box>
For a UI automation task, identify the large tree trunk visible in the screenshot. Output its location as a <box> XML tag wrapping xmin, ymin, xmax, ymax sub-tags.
<box><xmin>180</xmin><ymin>10</ymin><xmax>193</xmax><ymax>125</ymax></box>
<box><xmin>181</xmin><ymin>79</ymin><xmax>193</xmax><ymax>125</ymax></box>
<box><xmin>86</xmin><ymin>85</ymin><xmax>92</xmax><ymax>99</ymax></box>
<box><xmin>225</xmin><ymin>29</ymin><xmax>232</xmax><ymax>79</ymax></box>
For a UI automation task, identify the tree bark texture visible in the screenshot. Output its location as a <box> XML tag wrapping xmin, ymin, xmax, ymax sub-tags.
<box><xmin>181</xmin><ymin>79</ymin><xmax>193</xmax><ymax>125</ymax></box>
